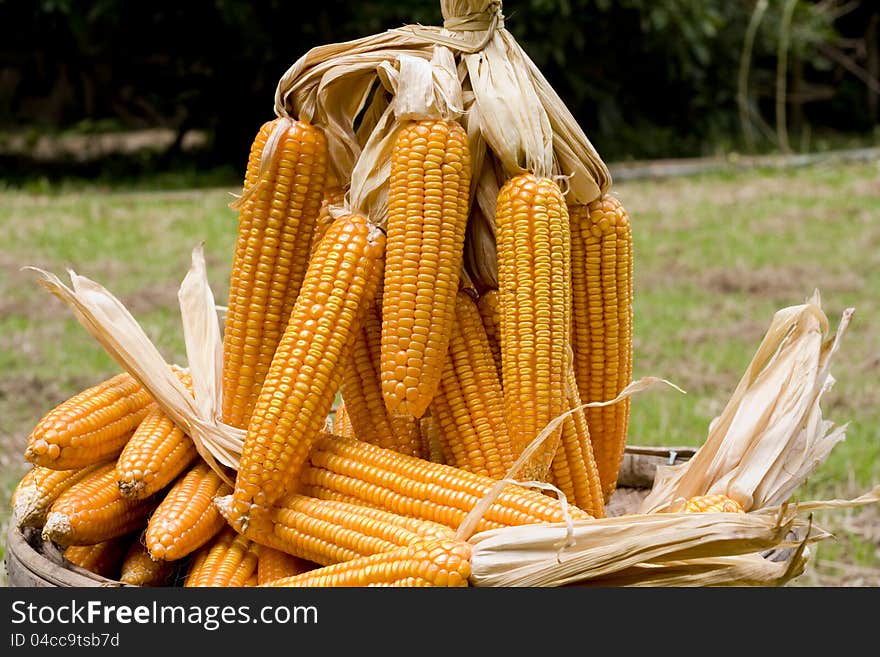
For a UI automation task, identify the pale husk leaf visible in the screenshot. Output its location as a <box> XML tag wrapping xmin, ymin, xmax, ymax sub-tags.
<box><xmin>468</xmin><ymin>489</ymin><xmax>879</xmax><ymax>587</ymax></box>
<box><xmin>24</xmin><ymin>252</ymin><xmax>246</xmax><ymax>482</ymax></box>
<box><xmin>578</xmin><ymin>551</ymin><xmax>809</xmax><ymax>587</ymax></box>
<box><xmin>640</xmin><ymin>292</ymin><xmax>853</xmax><ymax>513</ymax></box>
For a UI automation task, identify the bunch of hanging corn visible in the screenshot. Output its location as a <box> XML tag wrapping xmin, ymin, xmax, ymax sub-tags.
<box><xmin>13</xmin><ymin>0</ymin><xmax>646</xmax><ymax>588</ymax></box>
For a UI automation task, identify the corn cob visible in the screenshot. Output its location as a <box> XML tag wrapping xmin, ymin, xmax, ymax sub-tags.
<box><xmin>332</xmin><ymin>402</ymin><xmax>355</xmax><ymax>439</ymax></box>
<box><xmin>429</xmin><ymin>290</ymin><xmax>513</xmax><ymax>479</ymax></box>
<box><xmin>230</xmin><ymin>212</ymin><xmax>385</xmax><ymax>526</ymax></box>
<box><xmin>418</xmin><ymin>414</ymin><xmax>445</xmax><ymax>464</ymax></box>
<box><xmin>116</xmin><ymin>373</ymin><xmax>197</xmax><ymax>499</ymax></box>
<box><xmin>309</xmin><ymin>186</ymin><xmax>346</xmax><ymax>257</ymax></box>
<box><xmin>682</xmin><ymin>494</ymin><xmax>746</xmax><ymax>514</ymax></box>
<box><xmin>222</xmin><ymin>118</ymin><xmax>329</xmax><ymax>430</ymax></box>
<box><xmin>216</xmin><ymin>492</ymin><xmax>454</xmax><ymax>566</ymax></box>
<box><xmin>301</xmin><ymin>434</ymin><xmax>593</xmax><ymax>534</ymax></box>
<box><xmin>62</xmin><ymin>536</ymin><xmax>130</xmax><ymax>579</ymax></box>
<box><xmin>13</xmin><ymin>463</ymin><xmax>104</xmax><ymax>529</ymax></box>
<box><xmin>496</xmin><ymin>173</ymin><xmax>571</xmax><ymax>481</ymax></box>
<box><xmin>184</xmin><ymin>527</ymin><xmax>261</xmax><ymax>587</ymax></box>
<box><xmin>476</xmin><ymin>289</ymin><xmax>502</xmax><ymax>377</ymax></box>
<box><xmin>25</xmin><ymin>372</ymin><xmax>155</xmax><ymax>470</ymax></box>
<box><xmin>257</xmin><ymin>548</ymin><xmax>312</xmax><ymax>585</ymax></box>
<box><xmin>341</xmin><ymin>296</ymin><xmax>422</xmax><ymax>456</ymax></box>
<box><xmin>547</xmin><ymin>367</ymin><xmax>605</xmax><ymax>518</ymax></box>
<box><xmin>381</xmin><ymin>118</ymin><xmax>472</xmax><ymax>418</ymax></box>
<box><xmin>42</xmin><ymin>461</ymin><xmax>158</xmax><ymax>547</ymax></box>
<box><xmin>569</xmin><ymin>195</ymin><xmax>634</xmax><ymax>500</ymax></box>
<box><xmin>119</xmin><ymin>538</ymin><xmax>178</xmax><ymax>587</ymax></box>
<box><xmin>144</xmin><ymin>461</ymin><xmax>230</xmax><ymax>561</ymax></box>
<box><xmin>265</xmin><ymin>538</ymin><xmax>472</xmax><ymax>587</ymax></box>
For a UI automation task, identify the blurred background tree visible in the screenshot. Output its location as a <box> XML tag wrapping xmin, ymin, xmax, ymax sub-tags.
<box><xmin>0</xmin><ymin>0</ymin><xmax>876</xmax><ymax>181</ymax></box>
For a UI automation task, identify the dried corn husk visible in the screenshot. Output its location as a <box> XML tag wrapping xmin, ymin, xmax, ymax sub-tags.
<box><xmin>640</xmin><ymin>291</ymin><xmax>852</xmax><ymax>513</ymax></box>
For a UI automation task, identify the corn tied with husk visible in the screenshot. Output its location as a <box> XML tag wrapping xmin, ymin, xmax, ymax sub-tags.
<box><xmin>381</xmin><ymin>118</ymin><xmax>472</xmax><ymax>419</ymax></box>
<box><xmin>569</xmin><ymin>195</ymin><xmax>634</xmax><ymax>500</ymax></box>
<box><xmin>476</xmin><ymin>289</ymin><xmax>502</xmax><ymax>378</ymax></box>
<box><xmin>496</xmin><ymin>173</ymin><xmax>571</xmax><ymax>481</ymax></box>
<box><xmin>547</xmin><ymin>366</ymin><xmax>606</xmax><ymax>518</ymax></box>
<box><xmin>222</xmin><ymin>118</ymin><xmax>329</xmax><ymax>430</ymax></box>
<box><xmin>229</xmin><ymin>211</ymin><xmax>385</xmax><ymax>527</ymax></box>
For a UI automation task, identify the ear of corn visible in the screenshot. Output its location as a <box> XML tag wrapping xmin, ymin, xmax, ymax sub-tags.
<box><xmin>341</xmin><ymin>297</ymin><xmax>423</xmax><ymax>457</ymax></box>
<box><xmin>476</xmin><ymin>289</ymin><xmax>502</xmax><ymax>378</ymax></box>
<box><xmin>496</xmin><ymin>173</ymin><xmax>571</xmax><ymax>482</ymax></box>
<box><xmin>24</xmin><ymin>372</ymin><xmax>155</xmax><ymax>470</ymax></box>
<box><xmin>682</xmin><ymin>494</ymin><xmax>746</xmax><ymax>514</ymax></box>
<box><xmin>42</xmin><ymin>461</ymin><xmax>159</xmax><ymax>547</ymax></box>
<box><xmin>381</xmin><ymin>118</ymin><xmax>472</xmax><ymax>418</ymax></box>
<box><xmin>115</xmin><ymin>373</ymin><xmax>197</xmax><ymax>499</ymax></box>
<box><xmin>119</xmin><ymin>537</ymin><xmax>178</xmax><ymax>587</ymax></box>
<box><xmin>569</xmin><ymin>195</ymin><xmax>634</xmax><ymax>500</ymax></box>
<box><xmin>184</xmin><ymin>527</ymin><xmax>261</xmax><ymax>587</ymax></box>
<box><xmin>310</xmin><ymin>186</ymin><xmax>346</xmax><ymax>257</ymax></box>
<box><xmin>216</xmin><ymin>492</ymin><xmax>454</xmax><ymax>567</ymax></box>
<box><xmin>301</xmin><ymin>434</ymin><xmax>592</xmax><ymax>534</ymax></box>
<box><xmin>222</xmin><ymin>118</ymin><xmax>329</xmax><ymax>430</ymax></box>
<box><xmin>257</xmin><ymin>547</ymin><xmax>312</xmax><ymax>585</ymax></box>
<box><xmin>547</xmin><ymin>367</ymin><xmax>605</xmax><ymax>518</ymax></box>
<box><xmin>13</xmin><ymin>463</ymin><xmax>104</xmax><ymax>529</ymax></box>
<box><xmin>62</xmin><ymin>536</ymin><xmax>130</xmax><ymax>579</ymax></box>
<box><xmin>230</xmin><ymin>212</ymin><xmax>385</xmax><ymax>526</ymax></box>
<box><xmin>264</xmin><ymin>538</ymin><xmax>472</xmax><ymax>587</ymax></box>
<box><xmin>144</xmin><ymin>461</ymin><xmax>230</xmax><ymax>561</ymax></box>
<box><xmin>332</xmin><ymin>402</ymin><xmax>355</xmax><ymax>439</ymax></box>
<box><xmin>418</xmin><ymin>414</ymin><xmax>445</xmax><ymax>464</ymax></box>
<box><xmin>429</xmin><ymin>290</ymin><xmax>513</xmax><ymax>479</ymax></box>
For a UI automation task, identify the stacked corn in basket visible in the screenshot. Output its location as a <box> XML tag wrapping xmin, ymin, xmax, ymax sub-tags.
<box><xmin>10</xmin><ymin>0</ymin><xmax>877</xmax><ymax>587</ymax></box>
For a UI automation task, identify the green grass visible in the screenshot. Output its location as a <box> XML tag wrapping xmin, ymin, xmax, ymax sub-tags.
<box><xmin>1</xmin><ymin>160</ymin><xmax>878</xmax><ymax>585</ymax></box>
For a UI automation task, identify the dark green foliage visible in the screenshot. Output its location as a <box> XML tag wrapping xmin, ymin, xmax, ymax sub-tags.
<box><xmin>0</xmin><ymin>0</ymin><xmax>875</xmax><ymax>170</ymax></box>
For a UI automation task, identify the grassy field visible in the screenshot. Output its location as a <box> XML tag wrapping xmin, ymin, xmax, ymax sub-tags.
<box><xmin>1</xmin><ymin>160</ymin><xmax>878</xmax><ymax>586</ymax></box>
